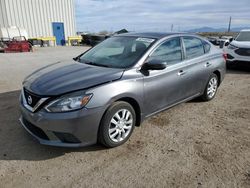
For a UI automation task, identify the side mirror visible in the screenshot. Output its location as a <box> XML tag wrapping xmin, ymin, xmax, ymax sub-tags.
<box><xmin>224</xmin><ymin>41</ymin><xmax>230</xmax><ymax>47</ymax></box>
<box><xmin>224</xmin><ymin>37</ymin><xmax>233</xmax><ymax>47</ymax></box>
<box><xmin>142</xmin><ymin>59</ymin><xmax>167</xmax><ymax>70</ymax></box>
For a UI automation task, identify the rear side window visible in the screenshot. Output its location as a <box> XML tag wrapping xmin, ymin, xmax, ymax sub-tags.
<box><xmin>203</xmin><ymin>41</ymin><xmax>211</xmax><ymax>53</ymax></box>
<box><xmin>148</xmin><ymin>37</ymin><xmax>182</xmax><ymax>66</ymax></box>
<box><xmin>183</xmin><ymin>37</ymin><xmax>205</xmax><ymax>59</ymax></box>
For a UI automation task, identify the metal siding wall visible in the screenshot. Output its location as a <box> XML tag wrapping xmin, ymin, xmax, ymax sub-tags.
<box><xmin>19</xmin><ymin>0</ymin><xmax>28</xmax><ymax>33</ymax></box>
<box><xmin>31</xmin><ymin>0</ymin><xmax>40</xmax><ymax>37</ymax></box>
<box><xmin>0</xmin><ymin>0</ymin><xmax>76</xmax><ymax>38</ymax></box>
<box><xmin>64</xmin><ymin>0</ymin><xmax>70</xmax><ymax>38</ymax></box>
<box><xmin>71</xmin><ymin>0</ymin><xmax>76</xmax><ymax>35</ymax></box>
<box><xmin>62</xmin><ymin>0</ymin><xmax>68</xmax><ymax>38</ymax></box>
<box><xmin>16</xmin><ymin>0</ymin><xmax>22</xmax><ymax>27</ymax></box>
<box><xmin>5</xmin><ymin>0</ymin><xmax>15</xmax><ymax>26</ymax></box>
<box><xmin>49</xmin><ymin>0</ymin><xmax>55</xmax><ymax>36</ymax></box>
<box><xmin>0</xmin><ymin>0</ymin><xmax>8</xmax><ymax>26</ymax></box>
<box><xmin>27</xmin><ymin>0</ymin><xmax>35</xmax><ymax>37</ymax></box>
<box><xmin>43</xmin><ymin>0</ymin><xmax>50</xmax><ymax>36</ymax></box>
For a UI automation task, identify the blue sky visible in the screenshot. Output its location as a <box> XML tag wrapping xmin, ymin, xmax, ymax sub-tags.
<box><xmin>75</xmin><ymin>0</ymin><xmax>250</xmax><ymax>32</ymax></box>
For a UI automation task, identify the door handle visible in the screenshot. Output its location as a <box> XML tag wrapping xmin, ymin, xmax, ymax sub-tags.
<box><xmin>205</xmin><ymin>62</ymin><xmax>212</xmax><ymax>67</ymax></box>
<box><xmin>178</xmin><ymin>70</ymin><xmax>186</xmax><ymax>76</ymax></box>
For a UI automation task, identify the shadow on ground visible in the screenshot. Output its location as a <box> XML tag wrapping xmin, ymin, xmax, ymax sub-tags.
<box><xmin>0</xmin><ymin>90</ymin><xmax>105</xmax><ymax>161</ymax></box>
<box><xmin>226</xmin><ymin>65</ymin><xmax>250</xmax><ymax>74</ymax></box>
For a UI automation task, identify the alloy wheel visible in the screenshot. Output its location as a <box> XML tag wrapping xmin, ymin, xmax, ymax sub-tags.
<box><xmin>108</xmin><ymin>109</ymin><xmax>133</xmax><ymax>142</ymax></box>
<box><xmin>207</xmin><ymin>77</ymin><xmax>218</xmax><ymax>99</ymax></box>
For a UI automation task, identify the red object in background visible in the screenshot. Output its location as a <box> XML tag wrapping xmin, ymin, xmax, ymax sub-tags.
<box><xmin>223</xmin><ymin>53</ymin><xmax>227</xmax><ymax>62</ymax></box>
<box><xmin>3</xmin><ymin>36</ymin><xmax>32</xmax><ymax>53</ymax></box>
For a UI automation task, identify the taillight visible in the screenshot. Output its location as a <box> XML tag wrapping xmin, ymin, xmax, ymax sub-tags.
<box><xmin>223</xmin><ymin>53</ymin><xmax>227</xmax><ymax>61</ymax></box>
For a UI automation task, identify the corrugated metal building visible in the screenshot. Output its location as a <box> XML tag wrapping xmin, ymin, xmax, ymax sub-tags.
<box><xmin>0</xmin><ymin>0</ymin><xmax>76</xmax><ymax>45</ymax></box>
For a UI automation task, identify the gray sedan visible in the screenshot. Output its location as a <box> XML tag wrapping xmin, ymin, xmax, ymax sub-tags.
<box><xmin>19</xmin><ymin>32</ymin><xmax>226</xmax><ymax>148</ymax></box>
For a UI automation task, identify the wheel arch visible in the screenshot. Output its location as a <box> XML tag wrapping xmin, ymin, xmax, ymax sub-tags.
<box><xmin>114</xmin><ymin>97</ymin><xmax>142</xmax><ymax>127</ymax></box>
<box><xmin>213</xmin><ymin>70</ymin><xmax>221</xmax><ymax>86</ymax></box>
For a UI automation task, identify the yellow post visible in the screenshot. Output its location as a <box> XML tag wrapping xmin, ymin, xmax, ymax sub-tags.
<box><xmin>68</xmin><ymin>36</ymin><xmax>82</xmax><ymax>46</ymax></box>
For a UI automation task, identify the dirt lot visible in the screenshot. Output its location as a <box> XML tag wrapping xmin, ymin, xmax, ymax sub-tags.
<box><xmin>0</xmin><ymin>47</ymin><xmax>249</xmax><ymax>188</ymax></box>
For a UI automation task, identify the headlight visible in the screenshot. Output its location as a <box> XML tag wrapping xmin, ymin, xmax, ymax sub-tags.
<box><xmin>228</xmin><ymin>44</ymin><xmax>238</xmax><ymax>50</ymax></box>
<box><xmin>45</xmin><ymin>92</ymin><xmax>93</xmax><ymax>112</ymax></box>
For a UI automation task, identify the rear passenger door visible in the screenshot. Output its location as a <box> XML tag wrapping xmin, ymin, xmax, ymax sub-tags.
<box><xmin>181</xmin><ymin>36</ymin><xmax>212</xmax><ymax>97</ymax></box>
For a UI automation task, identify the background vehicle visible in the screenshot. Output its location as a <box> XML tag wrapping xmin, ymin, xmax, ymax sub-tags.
<box><xmin>19</xmin><ymin>33</ymin><xmax>226</xmax><ymax>148</ymax></box>
<box><xmin>218</xmin><ymin>36</ymin><xmax>233</xmax><ymax>48</ymax></box>
<box><xmin>224</xmin><ymin>29</ymin><xmax>250</xmax><ymax>68</ymax></box>
<box><xmin>81</xmin><ymin>29</ymin><xmax>128</xmax><ymax>46</ymax></box>
<box><xmin>0</xmin><ymin>36</ymin><xmax>32</xmax><ymax>53</ymax></box>
<box><xmin>207</xmin><ymin>36</ymin><xmax>220</xmax><ymax>45</ymax></box>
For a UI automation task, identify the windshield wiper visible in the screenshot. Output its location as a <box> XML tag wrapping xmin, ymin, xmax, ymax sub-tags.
<box><xmin>73</xmin><ymin>56</ymin><xmax>80</xmax><ymax>62</ymax></box>
<box><xmin>85</xmin><ymin>61</ymin><xmax>110</xmax><ymax>68</ymax></box>
<box><xmin>78</xmin><ymin>58</ymin><xmax>111</xmax><ymax>68</ymax></box>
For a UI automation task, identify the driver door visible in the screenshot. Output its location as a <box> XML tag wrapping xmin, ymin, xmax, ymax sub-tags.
<box><xmin>143</xmin><ymin>37</ymin><xmax>188</xmax><ymax>116</ymax></box>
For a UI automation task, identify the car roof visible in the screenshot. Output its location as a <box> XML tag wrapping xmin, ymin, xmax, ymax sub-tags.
<box><xmin>116</xmin><ymin>32</ymin><xmax>186</xmax><ymax>39</ymax></box>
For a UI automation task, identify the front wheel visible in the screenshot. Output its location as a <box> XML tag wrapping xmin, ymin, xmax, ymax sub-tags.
<box><xmin>98</xmin><ymin>101</ymin><xmax>136</xmax><ymax>148</ymax></box>
<box><xmin>201</xmin><ymin>74</ymin><xmax>219</xmax><ymax>101</ymax></box>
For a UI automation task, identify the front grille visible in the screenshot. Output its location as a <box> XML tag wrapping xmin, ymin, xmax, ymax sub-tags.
<box><xmin>235</xmin><ymin>48</ymin><xmax>250</xmax><ymax>56</ymax></box>
<box><xmin>23</xmin><ymin>88</ymin><xmax>42</xmax><ymax>108</ymax></box>
<box><xmin>22</xmin><ymin>117</ymin><xmax>49</xmax><ymax>140</ymax></box>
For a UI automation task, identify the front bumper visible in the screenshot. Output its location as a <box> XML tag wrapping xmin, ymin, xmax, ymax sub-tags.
<box><xmin>225</xmin><ymin>48</ymin><xmax>250</xmax><ymax>63</ymax></box>
<box><xmin>19</xmin><ymin>102</ymin><xmax>106</xmax><ymax>147</ymax></box>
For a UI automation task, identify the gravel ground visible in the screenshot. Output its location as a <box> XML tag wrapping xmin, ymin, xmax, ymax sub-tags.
<box><xmin>0</xmin><ymin>47</ymin><xmax>249</xmax><ymax>188</ymax></box>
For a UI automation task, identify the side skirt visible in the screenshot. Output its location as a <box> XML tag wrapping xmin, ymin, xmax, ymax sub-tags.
<box><xmin>144</xmin><ymin>93</ymin><xmax>201</xmax><ymax>119</ymax></box>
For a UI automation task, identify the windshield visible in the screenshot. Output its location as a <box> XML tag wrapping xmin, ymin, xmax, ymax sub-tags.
<box><xmin>79</xmin><ymin>36</ymin><xmax>156</xmax><ymax>68</ymax></box>
<box><xmin>235</xmin><ymin>32</ymin><xmax>250</xmax><ymax>42</ymax></box>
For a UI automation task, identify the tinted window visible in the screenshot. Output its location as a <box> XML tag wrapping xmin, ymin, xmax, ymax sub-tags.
<box><xmin>183</xmin><ymin>37</ymin><xmax>205</xmax><ymax>59</ymax></box>
<box><xmin>148</xmin><ymin>38</ymin><xmax>182</xmax><ymax>66</ymax></box>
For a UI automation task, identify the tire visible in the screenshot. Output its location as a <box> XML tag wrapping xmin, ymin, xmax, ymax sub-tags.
<box><xmin>201</xmin><ymin>73</ymin><xmax>219</xmax><ymax>101</ymax></box>
<box><xmin>98</xmin><ymin>101</ymin><xmax>136</xmax><ymax>148</ymax></box>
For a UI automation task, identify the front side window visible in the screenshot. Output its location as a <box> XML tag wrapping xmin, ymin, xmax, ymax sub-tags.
<box><xmin>148</xmin><ymin>37</ymin><xmax>182</xmax><ymax>66</ymax></box>
<box><xmin>183</xmin><ymin>37</ymin><xmax>205</xmax><ymax>59</ymax></box>
<box><xmin>79</xmin><ymin>36</ymin><xmax>155</xmax><ymax>68</ymax></box>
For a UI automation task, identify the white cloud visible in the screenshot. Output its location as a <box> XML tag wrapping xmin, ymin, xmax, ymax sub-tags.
<box><xmin>75</xmin><ymin>0</ymin><xmax>250</xmax><ymax>32</ymax></box>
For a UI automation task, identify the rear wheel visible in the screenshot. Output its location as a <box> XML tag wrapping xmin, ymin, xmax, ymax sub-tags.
<box><xmin>201</xmin><ymin>74</ymin><xmax>218</xmax><ymax>101</ymax></box>
<box><xmin>98</xmin><ymin>101</ymin><xmax>136</xmax><ymax>148</ymax></box>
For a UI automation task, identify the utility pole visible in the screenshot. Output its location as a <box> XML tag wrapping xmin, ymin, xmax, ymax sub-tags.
<box><xmin>171</xmin><ymin>24</ymin><xmax>174</xmax><ymax>32</ymax></box>
<box><xmin>228</xmin><ymin>16</ymin><xmax>232</xmax><ymax>32</ymax></box>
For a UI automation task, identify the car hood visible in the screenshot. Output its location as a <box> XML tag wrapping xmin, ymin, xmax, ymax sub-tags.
<box><xmin>23</xmin><ymin>60</ymin><xmax>124</xmax><ymax>96</ymax></box>
<box><xmin>231</xmin><ymin>40</ymin><xmax>250</xmax><ymax>48</ymax></box>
